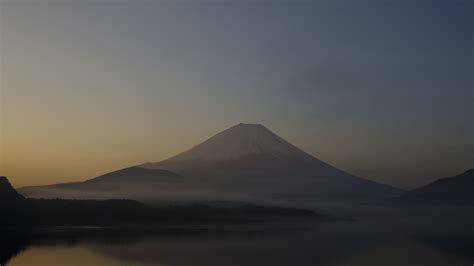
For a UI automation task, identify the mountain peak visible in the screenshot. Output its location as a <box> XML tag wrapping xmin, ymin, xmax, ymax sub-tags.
<box><xmin>234</xmin><ymin>123</ymin><xmax>264</xmax><ymax>128</ymax></box>
<box><xmin>161</xmin><ymin>123</ymin><xmax>313</xmax><ymax>162</ymax></box>
<box><xmin>227</xmin><ymin>123</ymin><xmax>269</xmax><ymax>133</ymax></box>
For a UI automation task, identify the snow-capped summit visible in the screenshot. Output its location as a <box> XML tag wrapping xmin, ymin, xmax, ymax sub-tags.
<box><xmin>164</xmin><ymin>123</ymin><xmax>313</xmax><ymax>162</ymax></box>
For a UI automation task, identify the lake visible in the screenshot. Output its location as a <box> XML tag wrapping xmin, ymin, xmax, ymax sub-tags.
<box><xmin>2</xmin><ymin>216</ymin><xmax>473</xmax><ymax>266</ymax></box>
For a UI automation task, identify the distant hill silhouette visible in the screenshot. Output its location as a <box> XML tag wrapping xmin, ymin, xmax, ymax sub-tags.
<box><xmin>0</xmin><ymin>176</ymin><xmax>31</xmax><ymax>225</ymax></box>
<box><xmin>0</xmin><ymin>176</ymin><xmax>24</xmax><ymax>201</ymax></box>
<box><xmin>19</xmin><ymin>123</ymin><xmax>402</xmax><ymax>204</ymax></box>
<box><xmin>399</xmin><ymin>169</ymin><xmax>474</xmax><ymax>205</ymax></box>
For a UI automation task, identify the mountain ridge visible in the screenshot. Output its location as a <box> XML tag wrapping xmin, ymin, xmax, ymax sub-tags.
<box><xmin>19</xmin><ymin>123</ymin><xmax>402</xmax><ymax>203</ymax></box>
<box><xmin>399</xmin><ymin>169</ymin><xmax>474</xmax><ymax>205</ymax></box>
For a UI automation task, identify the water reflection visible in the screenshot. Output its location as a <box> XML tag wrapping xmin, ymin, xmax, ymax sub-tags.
<box><xmin>2</xmin><ymin>222</ymin><xmax>473</xmax><ymax>266</ymax></box>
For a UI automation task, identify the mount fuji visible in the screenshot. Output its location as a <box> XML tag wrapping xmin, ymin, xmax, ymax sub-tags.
<box><xmin>20</xmin><ymin>123</ymin><xmax>402</xmax><ymax>204</ymax></box>
<box><xmin>141</xmin><ymin>123</ymin><xmax>401</xmax><ymax>203</ymax></box>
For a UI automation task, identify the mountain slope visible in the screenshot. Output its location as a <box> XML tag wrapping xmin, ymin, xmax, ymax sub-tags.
<box><xmin>0</xmin><ymin>176</ymin><xmax>25</xmax><ymax>201</ymax></box>
<box><xmin>66</xmin><ymin>166</ymin><xmax>180</xmax><ymax>186</ymax></box>
<box><xmin>0</xmin><ymin>176</ymin><xmax>31</xmax><ymax>226</ymax></box>
<box><xmin>142</xmin><ymin>124</ymin><xmax>333</xmax><ymax>173</ymax></box>
<box><xmin>20</xmin><ymin>123</ymin><xmax>402</xmax><ymax>204</ymax></box>
<box><xmin>399</xmin><ymin>169</ymin><xmax>474</xmax><ymax>205</ymax></box>
<box><xmin>152</xmin><ymin>123</ymin><xmax>314</xmax><ymax>162</ymax></box>
<box><xmin>142</xmin><ymin>123</ymin><xmax>402</xmax><ymax>203</ymax></box>
<box><xmin>19</xmin><ymin>167</ymin><xmax>183</xmax><ymax>200</ymax></box>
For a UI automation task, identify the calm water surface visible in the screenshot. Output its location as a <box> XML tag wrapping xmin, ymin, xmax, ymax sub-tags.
<box><xmin>3</xmin><ymin>219</ymin><xmax>474</xmax><ymax>266</ymax></box>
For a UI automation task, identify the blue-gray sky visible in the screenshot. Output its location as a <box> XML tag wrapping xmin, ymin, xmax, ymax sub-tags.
<box><xmin>1</xmin><ymin>0</ymin><xmax>472</xmax><ymax>188</ymax></box>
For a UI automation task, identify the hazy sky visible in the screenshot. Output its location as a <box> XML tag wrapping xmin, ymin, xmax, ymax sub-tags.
<box><xmin>1</xmin><ymin>0</ymin><xmax>472</xmax><ymax>189</ymax></box>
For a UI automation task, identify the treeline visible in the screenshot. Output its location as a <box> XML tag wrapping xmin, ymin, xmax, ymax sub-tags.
<box><xmin>1</xmin><ymin>197</ymin><xmax>320</xmax><ymax>226</ymax></box>
<box><xmin>1</xmin><ymin>175</ymin><xmax>320</xmax><ymax>226</ymax></box>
